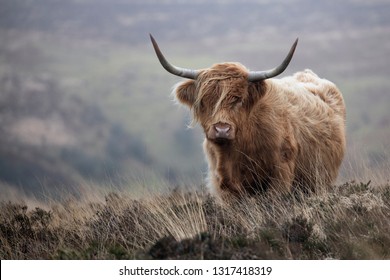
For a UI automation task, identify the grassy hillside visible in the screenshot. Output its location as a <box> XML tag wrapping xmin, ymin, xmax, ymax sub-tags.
<box><xmin>1</xmin><ymin>181</ymin><xmax>389</xmax><ymax>260</ymax></box>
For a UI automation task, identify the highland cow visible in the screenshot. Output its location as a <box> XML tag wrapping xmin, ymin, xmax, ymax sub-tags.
<box><xmin>150</xmin><ymin>34</ymin><xmax>346</xmax><ymax>198</ymax></box>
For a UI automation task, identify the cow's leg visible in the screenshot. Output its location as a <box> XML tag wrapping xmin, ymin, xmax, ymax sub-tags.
<box><xmin>203</xmin><ymin>140</ymin><xmax>241</xmax><ymax>197</ymax></box>
<box><xmin>269</xmin><ymin>161</ymin><xmax>296</xmax><ymax>194</ymax></box>
<box><xmin>203</xmin><ymin>140</ymin><xmax>220</xmax><ymax>195</ymax></box>
<box><xmin>269</xmin><ymin>134</ymin><xmax>297</xmax><ymax>194</ymax></box>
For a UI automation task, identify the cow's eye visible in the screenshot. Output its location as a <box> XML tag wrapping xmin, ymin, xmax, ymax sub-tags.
<box><xmin>199</xmin><ymin>100</ymin><xmax>206</xmax><ymax>112</ymax></box>
<box><xmin>231</xmin><ymin>96</ymin><xmax>241</xmax><ymax>104</ymax></box>
<box><xmin>230</xmin><ymin>96</ymin><xmax>243</xmax><ymax>107</ymax></box>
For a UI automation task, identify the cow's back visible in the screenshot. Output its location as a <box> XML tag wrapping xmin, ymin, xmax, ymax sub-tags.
<box><xmin>268</xmin><ymin>70</ymin><xmax>346</xmax><ymax>188</ymax></box>
<box><xmin>293</xmin><ymin>69</ymin><xmax>345</xmax><ymax>119</ymax></box>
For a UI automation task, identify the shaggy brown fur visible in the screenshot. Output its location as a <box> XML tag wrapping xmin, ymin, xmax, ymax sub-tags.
<box><xmin>174</xmin><ymin>63</ymin><xmax>346</xmax><ymax>198</ymax></box>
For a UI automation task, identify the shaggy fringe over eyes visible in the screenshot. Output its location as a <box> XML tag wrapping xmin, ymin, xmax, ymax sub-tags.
<box><xmin>195</xmin><ymin>67</ymin><xmax>249</xmax><ymax>119</ymax></box>
<box><xmin>173</xmin><ymin>63</ymin><xmax>250</xmax><ymax>128</ymax></box>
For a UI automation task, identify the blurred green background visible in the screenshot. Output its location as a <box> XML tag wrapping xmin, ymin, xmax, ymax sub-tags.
<box><xmin>0</xmin><ymin>0</ymin><xmax>389</xmax><ymax>199</ymax></box>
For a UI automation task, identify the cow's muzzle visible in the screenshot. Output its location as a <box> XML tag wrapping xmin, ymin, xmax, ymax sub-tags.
<box><xmin>208</xmin><ymin>122</ymin><xmax>235</xmax><ymax>144</ymax></box>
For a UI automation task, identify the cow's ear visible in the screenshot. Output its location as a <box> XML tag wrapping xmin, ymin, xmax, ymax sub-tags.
<box><xmin>174</xmin><ymin>80</ymin><xmax>197</xmax><ymax>108</ymax></box>
<box><xmin>247</xmin><ymin>81</ymin><xmax>267</xmax><ymax>109</ymax></box>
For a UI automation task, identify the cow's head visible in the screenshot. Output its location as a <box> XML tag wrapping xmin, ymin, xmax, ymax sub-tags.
<box><xmin>150</xmin><ymin>34</ymin><xmax>298</xmax><ymax>146</ymax></box>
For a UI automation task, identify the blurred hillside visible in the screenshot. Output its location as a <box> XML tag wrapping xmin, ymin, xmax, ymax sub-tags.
<box><xmin>0</xmin><ymin>0</ymin><xmax>389</xmax><ymax>199</ymax></box>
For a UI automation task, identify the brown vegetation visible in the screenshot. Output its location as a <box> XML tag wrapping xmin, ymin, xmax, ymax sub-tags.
<box><xmin>1</xmin><ymin>181</ymin><xmax>389</xmax><ymax>260</ymax></box>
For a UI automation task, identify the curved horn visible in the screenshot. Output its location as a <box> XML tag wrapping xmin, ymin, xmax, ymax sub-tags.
<box><xmin>248</xmin><ymin>38</ymin><xmax>298</xmax><ymax>82</ymax></box>
<box><xmin>150</xmin><ymin>34</ymin><xmax>199</xmax><ymax>80</ymax></box>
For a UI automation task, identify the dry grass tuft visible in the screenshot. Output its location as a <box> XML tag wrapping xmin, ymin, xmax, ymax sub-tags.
<box><xmin>1</xmin><ymin>181</ymin><xmax>389</xmax><ymax>259</ymax></box>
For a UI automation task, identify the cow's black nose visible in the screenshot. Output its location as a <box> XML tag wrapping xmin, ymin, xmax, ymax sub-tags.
<box><xmin>214</xmin><ymin>123</ymin><xmax>231</xmax><ymax>139</ymax></box>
